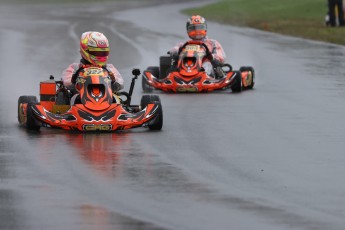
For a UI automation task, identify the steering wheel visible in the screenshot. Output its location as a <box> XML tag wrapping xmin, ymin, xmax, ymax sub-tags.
<box><xmin>177</xmin><ymin>41</ymin><xmax>190</xmax><ymax>55</ymax></box>
<box><xmin>200</xmin><ymin>43</ymin><xmax>213</xmax><ymax>60</ymax></box>
<box><xmin>177</xmin><ymin>41</ymin><xmax>213</xmax><ymax>60</ymax></box>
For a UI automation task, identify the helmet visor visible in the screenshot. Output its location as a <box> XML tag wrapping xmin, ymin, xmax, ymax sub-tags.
<box><xmin>88</xmin><ymin>50</ymin><xmax>109</xmax><ymax>57</ymax></box>
<box><xmin>187</xmin><ymin>24</ymin><xmax>206</xmax><ymax>32</ymax></box>
<box><xmin>88</xmin><ymin>47</ymin><xmax>110</xmax><ymax>57</ymax></box>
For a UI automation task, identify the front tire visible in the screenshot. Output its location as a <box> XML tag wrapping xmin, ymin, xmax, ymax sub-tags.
<box><xmin>26</xmin><ymin>103</ymin><xmax>41</xmax><ymax>131</ymax></box>
<box><xmin>18</xmin><ymin>96</ymin><xmax>41</xmax><ymax>131</ymax></box>
<box><xmin>140</xmin><ymin>95</ymin><xmax>163</xmax><ymax>130</ymax></box>
<box><xmin>230</xmin><ymin>71</ymin><xmax>242</xmax><ymax>93</ymax></box>
<box><xmin>18</xmin><ymin>95</ymin><xmax>37</xmax><ymax>124</ymax></box>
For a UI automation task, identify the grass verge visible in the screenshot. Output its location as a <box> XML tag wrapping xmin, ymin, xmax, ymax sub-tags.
<box><xmin>2</xmin><ymin>0</ymin><xmax>127</xmax><ymax>3</ymax></box>
<box><xmin>183</xmin><ymin>0</ymin><xmax>345</xmax><ymax>45</ymax></box>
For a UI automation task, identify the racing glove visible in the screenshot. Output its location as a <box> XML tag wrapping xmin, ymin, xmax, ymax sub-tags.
<box><xmin>71</xmin><ymin>73</ymin><xmax>78</xmax><ymax>85</ymax></box>
<box><xmin>208</xmin><ymin>53</ymin><xmax>215</xmax><ymax>61</ymax></box>
<box><xmin>211</xmin><ymin>58</ymin><xmax>221</xmax><ymax>67</ymax></box>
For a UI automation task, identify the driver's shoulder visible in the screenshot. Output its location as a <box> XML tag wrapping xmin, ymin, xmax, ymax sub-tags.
<box><xmin>105</xmin><ymin>64</ymin><xmax>117</xmax><ymax>72</ymax></box>
<box><xmin>63</xmin><ymin>63</ymin><xmax>80</xmax><ymax>73</ymax></box>
<box><xmin>204</xmin><ymin>38</ymin><xmax>219</xmax><ymax>44</ymax></box>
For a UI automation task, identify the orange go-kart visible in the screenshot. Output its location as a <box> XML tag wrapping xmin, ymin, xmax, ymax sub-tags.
<box><xmin>142</xmin><ymin>41</ymin><xmax>255</xmax><ymax>93</ymax></box>
<box><xmin>18</xmin><ymin>68</ymin><xmax>163</xmax><ymax>131</ymax></box>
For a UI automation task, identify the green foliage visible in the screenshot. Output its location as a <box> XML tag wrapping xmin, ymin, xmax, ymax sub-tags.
<box><xmin>7</xmin><ymin>0</ymin><xmax>126</xmax><ymax>3</ymax></box>
<box><xmin>184</xmin><ymin>0</ymin><xmax>345</xmax><ymax>45</ymax></box>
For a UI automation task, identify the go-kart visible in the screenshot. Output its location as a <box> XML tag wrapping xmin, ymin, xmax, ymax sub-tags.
<box><xmin>142</xmin><ymin>40</ymin><xmax>255</xmax><ymax>93</ymax></box>
<box><xmin>18</xmin><ymin>68</ymin><xmax>163</xmax><ymax>131</ymax></box>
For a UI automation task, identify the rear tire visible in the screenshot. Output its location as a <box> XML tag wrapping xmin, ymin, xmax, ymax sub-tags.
<box><xmin>159</xmin><ymin>55</ymin><xmax>172</xmax><ymax>79</ymax></box>
<box><xmin>240</xmin><ymin>66</ymin><xmax>255</xmax><ymax>89</ymax></box>
<box><xmin>140</xmin><ymin>95</ymin><xmax>163</xmax><ymax>130</ymax></box>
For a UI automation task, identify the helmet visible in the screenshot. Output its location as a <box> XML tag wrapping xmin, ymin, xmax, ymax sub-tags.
<box><xmin>186</xmin><ymin>15</ymin><xmax>207</xmax><ymax>40</ymax></box>
<box><xmin>80</xmin><ymin>31</ymin><xmax>110</xmax><ymax>66</ymax></box>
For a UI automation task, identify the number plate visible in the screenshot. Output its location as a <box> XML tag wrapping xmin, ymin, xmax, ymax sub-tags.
<box><xmin>83</xmin><ymin>124</ymin><xmax>113</xmax><ymax>131</ymax></box>
<box><xmin>176</xmin><ymin>86</ymin><xmax>198</xmax><ymax>92</ymax></box>
<box><xmin>85</xmin><ymin>67</ymin><xmax>103</xmax><ymax>75</ymax></box>
<box><xmin>184</xmin><ymin>45</ymin><xmax>200</xmax><ymax>51</ymax></box>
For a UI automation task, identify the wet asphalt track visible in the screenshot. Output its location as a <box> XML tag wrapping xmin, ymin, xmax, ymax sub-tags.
<box><xmin>1</xmin><ymin>1</ymin><xmax>345</xmax><ymax>230</ymax></box>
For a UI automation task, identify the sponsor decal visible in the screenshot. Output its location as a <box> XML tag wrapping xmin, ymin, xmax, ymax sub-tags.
<box><xmin>98</xmin><ymin>40</ymin><xmax>106</xmax><ymax>46</ymax></box>
<box><xmin>176</xmin><ymin>87</ymin><xmax>198</xmax><ymax>92</ymax></box>
<box><xmin>85</xmin><ymin>67</ymin><xmax>103</xmax><ymax>75</ymax></box>
<box><xmin>185</xmin><ymin>45</ymin><xmax>200</xmax><ymax>51</ymax></box>
<box><xmin>76</xmin><ymin>78</ymin><xmax>86</xmax><ymax>84</ymax></box>
<box><xmin>82</xmin><ymin>124</ymin><xmax>112</xmax><ymax>131</ymax></box>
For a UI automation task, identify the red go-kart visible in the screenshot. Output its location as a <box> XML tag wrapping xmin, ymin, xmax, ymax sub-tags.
<box><xmin>142</xmin><ymin>41</ymin><xmax>255</xmax><ymax>93</ymax></box>
<box><xmin>18</xmin><ymin>68</ymin><xmax>163</xmax><ymax>131</ymax></box>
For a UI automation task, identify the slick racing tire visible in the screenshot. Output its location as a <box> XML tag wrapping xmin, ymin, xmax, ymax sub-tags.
<box><xmin>18</xmin><ymin>95</ymin><xmax>37</xmax><ymax>124</ymax></box>
<box><xmin>240</xmin><ymin>66</ymin><xmax>255</xmax><ymax>89</ymax></box>
<box><xmin>159</xmin><ymin>55</ymin><xmax>172</xmax><ymax>79</ymax></box>
<box><xmin>26</xmin><ymin>103</ymin><xmax>41</xmax><ymax>131</ymax></box>
<box><xmin>18</xmin><ymin>95</ymin><xmax>41</xmax><ymax>131</ymax></box>
<box><xmin>231</xmin><ymin>71</ymin><xmax>243</xmax><ymax>93</ymax></box>
<box><xmin>140</xmin><ymin>95</ymin><xmax>163</xmax><ymax>130</ymax></box>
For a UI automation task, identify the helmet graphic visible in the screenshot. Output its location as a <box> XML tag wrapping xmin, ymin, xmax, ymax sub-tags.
<box><xmin>186</xmin><ymin>15</ymin><xmax>207</xmax><ymax>40</ymax></box>
<box><xmin>80</xmin><ymin>31</ymin><xmax>110</xmax><ymax>66</ymax></box>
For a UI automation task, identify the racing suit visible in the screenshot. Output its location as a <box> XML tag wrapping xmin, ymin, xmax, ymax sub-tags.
<box><xmin>169</xmin><ymin>37</ymin><xmax>226</xmax><ymax>77</ymax></box>
<box><xmin>62</xmin><ymin>59</ymin><xmax>124</xmax><ymax>92</ymax></box>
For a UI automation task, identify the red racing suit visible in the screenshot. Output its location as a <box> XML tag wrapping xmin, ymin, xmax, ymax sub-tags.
<box><xmin>62</xmin><ymin>63</ymin><xmax>124</xmax><ymax>91</ymax></box>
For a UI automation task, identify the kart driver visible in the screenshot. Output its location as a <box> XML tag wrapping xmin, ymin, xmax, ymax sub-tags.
<box><xmin>62</xmin><ymin>31</ymin><xmax>124</xmax><ymax>93</ymax></box>
<box><xmin>169</xmin><ymin>15</ymin><xmax>226</xmax><ymax>78</ymax></box>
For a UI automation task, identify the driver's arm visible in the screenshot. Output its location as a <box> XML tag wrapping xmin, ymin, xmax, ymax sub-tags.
<box><xmin>106</xmin><ymin>64</ymin><xmax>124</xmax><ymax>91</ymax></box>
<box><xmin>211</xmin><ymin>40</ymin><xmax>226</xmax><ymax>63</ymax></box>
<box><xmin>62</xmin><ymin>63</ymin><xmax>78</xmax><ymax>88</ymax></box>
